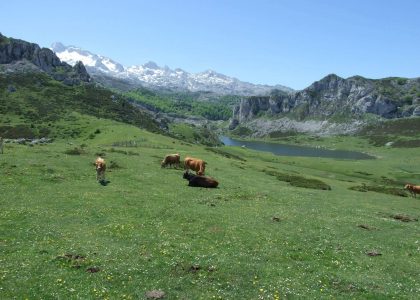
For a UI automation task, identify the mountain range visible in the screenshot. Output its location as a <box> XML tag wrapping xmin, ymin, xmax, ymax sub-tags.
<box><xmin>51</xmin><ymin>42</ymin><xmax>293</xmax><ymax>96</ymax></box>
<box><xmin>2</xmin><ymin>32</ymin><xmax>419</xmax><ymax>138</ymax></box>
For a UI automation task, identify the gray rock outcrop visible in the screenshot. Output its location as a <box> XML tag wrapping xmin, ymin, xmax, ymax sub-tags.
<box><xmin>0</xmin><ymin>33</ymin><xmax>90</xmax><ymax>85</ymax></box>
<box><xmin>230</xmin><ymin>74</ymin><xmax>420</xmax><ymax>135</ymax></box>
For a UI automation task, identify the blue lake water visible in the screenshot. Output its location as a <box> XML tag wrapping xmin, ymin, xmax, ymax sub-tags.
<box><xmin>220</xmin><ymin>136</ymin><xmax>374</xmax><ymax>160</ymax></box>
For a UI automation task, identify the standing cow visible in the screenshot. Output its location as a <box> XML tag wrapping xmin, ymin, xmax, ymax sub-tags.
<box><xmin>184</xmin><ymin>156</ymin><xmax>206</xmax><ymax>175</ymax></box>
<box><xmin>95</xmin><ymin>157</ymin><xmax>106</xmax><ymax>182</ymax></box>
<box><xmin>405</xmin><ymin>183</ymin><xmax>420</xmax><ymax>198</ymax></box>
<box><xmin>161</xmin><ymin>153</ymin><xmax>181</xmax><ymax>168</ymax></box>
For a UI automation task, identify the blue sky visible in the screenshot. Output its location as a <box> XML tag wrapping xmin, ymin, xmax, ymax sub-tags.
<box><xmin>1</xmin><ymin>0</ymin><xmax>419</xmax><ymax>90</ymax></box>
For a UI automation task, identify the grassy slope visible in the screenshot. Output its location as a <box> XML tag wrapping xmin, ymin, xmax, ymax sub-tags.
<box><xmin>1</xmin><ymin>114</ymin><xmax>419</xmax><ymax>299</ymax></box>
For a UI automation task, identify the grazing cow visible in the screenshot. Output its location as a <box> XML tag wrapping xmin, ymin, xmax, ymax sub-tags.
<box><xmin>183</xmin><ymin>171</ymin><xmax>218</xmax><ymax>188</ymax></box>
<box><xmin>184</xmin><ymin>156</ymin><xmax>206</xmax><ymax>175</ymax></box>
<box><xmin>161</xmin><ymin>153</ymin><xmax>181</xmax><ymax>168</ymax></box>
<box><xmin>95</xmin><ymin>157</ymin><xmax>106</xmax><ymax>181</ymax></box>
<box><xmin>0</xmin><ymin>136</ymin><xmax>3</xmax><ymax>154</ymax></box>
<box><xmin>404</xmin><ymin>183</ymin><xmax>420</xmax><ymax>198</ymax></box>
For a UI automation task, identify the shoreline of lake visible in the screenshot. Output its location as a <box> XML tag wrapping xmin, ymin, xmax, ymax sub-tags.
<box><xmin>220</xmin><ymin>136</ymin><xmax>375</xmax><ymax>160</ymax></box>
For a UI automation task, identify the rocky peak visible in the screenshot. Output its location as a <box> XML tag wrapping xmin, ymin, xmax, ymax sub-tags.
<box><xmin>307</xmin><ymin>73</ymin><xmax>346</xmax><ymax>91</ymax></box>
<box><xmin>143</xmin><ymin>61</ymin><xmax>159</xmax><ymax>69</ymax></box>
<box><xmin>0</xmin><ymin>33</ymin><xmax>90</xmax><ymax>85</ymax></box>
<box><xmin>50</xmin><ymin>42</ymin><xmax>66</xmax><ymax>53</ymax></box>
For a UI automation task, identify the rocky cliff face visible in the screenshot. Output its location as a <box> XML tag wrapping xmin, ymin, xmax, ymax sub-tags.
<box><xmin>0</xmin><ymin>33</ymin><xmax>90</xmax><ymax>85</ymax></box>
<box><xmin>230</xmin><ymin>74</ymin><xmax>420</xmax><ymax>135</ymax></box>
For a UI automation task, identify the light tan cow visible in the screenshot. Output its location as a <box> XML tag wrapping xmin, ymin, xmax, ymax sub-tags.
<box><xmin>404</xmin><ymin>183</ymin><xmax>420</xmax><ymax>198</ymax></box>
<box><xmin>95</xmin><ymin>157</ymin><xmax>106</xmax><ymax>181</ymax></box>
<box><xmin>184</xmin><ymin>156</ymin><xmax>206</xmax><ymax>176</ymax></box>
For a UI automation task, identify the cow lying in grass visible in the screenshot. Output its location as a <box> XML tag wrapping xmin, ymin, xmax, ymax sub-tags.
<box><xmin>404</xmin><ymin>183</ymin><xmax>420</xmax><ymax>198</ymax></box>
<box><xmin>184</xmin><ymin>156</ymin><xmax>206</xmax><ymax>175</ymax></box>
<box><xmin>95</xmin><ymin>157</ymin><xmax>106</xmax><ymax>181</ymax></box>
<box><xmin>183</xmin><ymin>171</ymin><xmax>218</xmax><ymax>188</ymax></box>
<box><xmin>161</xmin><ymin>153</ymin><xmax>180</xmax><ymax>168</ymax></box>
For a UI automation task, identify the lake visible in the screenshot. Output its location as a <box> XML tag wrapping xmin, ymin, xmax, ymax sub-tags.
<box><xmin>220</xmin><ymin>136</ymin><xmax>374</xmax><ymax>160</ymax></box>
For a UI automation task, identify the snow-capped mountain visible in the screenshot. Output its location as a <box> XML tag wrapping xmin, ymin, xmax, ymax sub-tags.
<box><xmin>51</xmin><ymin>43</ymin><xmax>293</xmax><ymax>95</ymax></box>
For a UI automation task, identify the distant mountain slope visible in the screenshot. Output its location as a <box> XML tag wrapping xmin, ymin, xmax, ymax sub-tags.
<box><xmin>51</xmin><ymin>42</ymin><xmax>293</xmax><ymax>95</ymax></box>
<box><xmin>230</xmin><ymin>74</ymin><xmax>420</xmax><ymax>136</ymax></box>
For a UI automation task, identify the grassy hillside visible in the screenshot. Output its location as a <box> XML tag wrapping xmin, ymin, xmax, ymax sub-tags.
<box><xmin>1</xmin><ymin>113</ymin><xmax>419</xmax><ymax>299</ymax></box>
<box><xmin>125</xmin><ymin>89</ymin><xmax>237</xmax><ymax>121</ymax></box>
<box><xmin>0</xmin><ymin>72</ymin><xmax>162</xmax><ymax>139</ymax></box>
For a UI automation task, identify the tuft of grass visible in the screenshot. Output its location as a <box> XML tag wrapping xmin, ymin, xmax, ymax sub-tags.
<box><xmin>392</xmin><ymin>139</ymin><xmax>420</xmax><ymax>148</ymax></box>
<box><xmin>348</xmin><ymin>184</ymin><xmax>407</xmax><ymax>197</ymax></box>
<box><xmin>264</xmin><ymin>169</ymin><xmax>331</xmax><ymax>190</ymax></box>
<box><xmin>391</xmin><ymin>214</ymin><xmax>418</xmax><ymax>222</ymax></box>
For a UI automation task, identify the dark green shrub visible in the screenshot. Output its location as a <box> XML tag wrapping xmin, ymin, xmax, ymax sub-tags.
<box><xmin>349</xmin><ymin>184</ymin><xmax>407</xmax><ymax>197</ymax></box>
<box><xmin>264</xmin><ymin>170</ymin><xmax>331</xmax><ymax>190</ymax></box>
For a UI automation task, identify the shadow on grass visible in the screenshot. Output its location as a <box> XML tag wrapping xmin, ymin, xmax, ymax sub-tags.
<box><xmin>99</xmin><ymin>179</ymin><xmax>111</xmax><ymax>186</ymax></box>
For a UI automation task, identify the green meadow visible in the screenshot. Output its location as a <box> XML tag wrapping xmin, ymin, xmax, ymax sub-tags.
<box><xmin>1</xmin><ymin>113</ymin><xmax>419</xmax><ymax>299</ymax></box>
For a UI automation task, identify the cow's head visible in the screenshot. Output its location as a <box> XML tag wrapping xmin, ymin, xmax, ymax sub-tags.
<box><xmin>183</xmin><ymin>171</ymin><xmax>194</xmax><ymax>180</ymax></box>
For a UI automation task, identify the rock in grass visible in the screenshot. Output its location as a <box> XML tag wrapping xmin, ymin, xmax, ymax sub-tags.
<box><xmin>145</xmin><ymin>290</ymin><xmax>165</xmax><ymax>299</ymax></box>
<box><xmin>366</xmin><ymin>251</ymin><xmax>382</xmax><ymax>256</ymax></box>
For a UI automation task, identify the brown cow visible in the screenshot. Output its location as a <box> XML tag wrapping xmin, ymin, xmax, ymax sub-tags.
<box><xmin>95</xmin><ymin>157</ymin><xmax>106</xmax><ymax>181</ymax></box>
<box><xmin>404</xmin><ymin>183</ymin><xmax>420</xmax><ymax>198</ymax></box>
<box><xmin>184</xmin><ymin>156</ymin><xmax>206</xmax><ymax>175</ymax></box>
<box><xmin>183</xmin><ymin>171</ymin><xmax>218</xmax><ymax>188</ymax></box>
<box><xmin>161</xmin><ymin>153</ymin><xmax>181</xmax><ymax>168</ymax></box>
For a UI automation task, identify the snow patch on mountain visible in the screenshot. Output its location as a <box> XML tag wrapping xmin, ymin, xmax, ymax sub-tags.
<box><xmin>51</xmin><ymin>42</ymin><xmax>293</xmax><ymax>95</ymax></box>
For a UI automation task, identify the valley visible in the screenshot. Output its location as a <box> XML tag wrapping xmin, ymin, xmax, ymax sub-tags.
<box><xmin>0</xmin><ymin>32</ymin><xmax>419</xmax><ymax>299</ymax></box>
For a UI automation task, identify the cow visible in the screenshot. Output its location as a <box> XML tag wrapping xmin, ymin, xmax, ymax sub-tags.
<box><xmin>0</xmin><ymin>136</ymin><xmax>3</xmax><ymax>154</ymax></box>
<box><xmin>161</xmin><ymin>153</ymin><xmax>181</xmax><ymax>168</ymax></box>
<box><xmin>95</xmin><ymin>157</ymin><xmax>106</xmax><ymax>181</ymax></box>
<box><xmin>184</xmin><ymin>156</ymin><xmax>206</xmax><ymax>175</ymax></box>
<box><xmin>404</xmin><ymin>183</ymin><xmax>420</xmax><ymax>198</ymax></box>
<box><xmin>183</xmin><ymin>171</ymin><xmax>218</xmax><ymax>188</ymax></box>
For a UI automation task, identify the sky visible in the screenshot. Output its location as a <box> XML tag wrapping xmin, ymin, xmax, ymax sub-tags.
<box><xmin>0</xmin><ymin>0</ymin><xmax>419</xmax><ymax>90</ymax></box>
